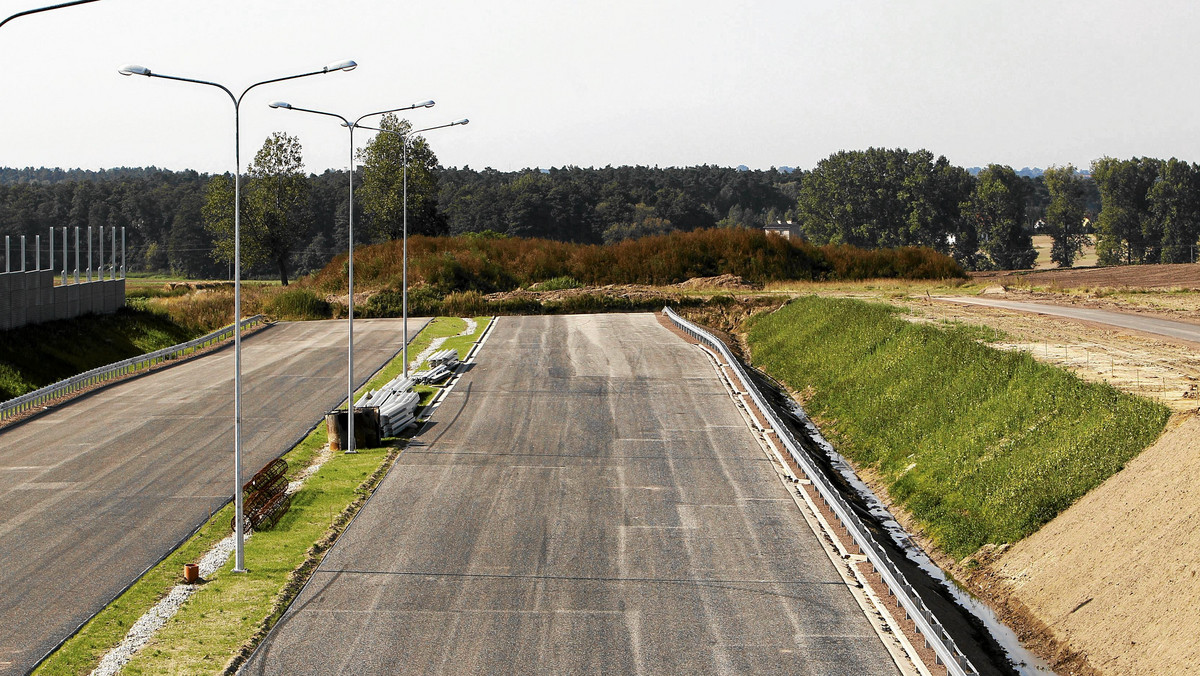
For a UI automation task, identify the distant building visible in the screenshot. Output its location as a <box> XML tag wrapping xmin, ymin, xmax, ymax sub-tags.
<box><xmin>764</xmin><ymin>221</ymin><xmax>800</xmax><ymax>240</ymax></box>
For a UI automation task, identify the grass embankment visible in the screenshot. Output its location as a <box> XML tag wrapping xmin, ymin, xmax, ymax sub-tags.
<box><xmin>746</xmin><ymin>296</ymin><xmax>1170</xmax><ymax>560</ymax></box>
<box><xmin>0</xmin><ymin>308</ymin><xmax>200</xmax><ymax>400</ymax></box>
<box><xmin>36</xmin><ymin>317</ymin><xmax>490</xmax><ymax>675</ymax></box>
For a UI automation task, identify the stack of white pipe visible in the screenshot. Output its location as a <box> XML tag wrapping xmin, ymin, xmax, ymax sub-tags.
<box><xmin>412</xmin><ymin>364</ymin><xmax>451</xmax><ymax>385</ymax></box>
<box><xmin>429</xmin><ymin>348</ymin><xmax>461</xmax><ymax>368</ymax></box>
<box><xmin>355</xmin><ymin>375</ymin><xmax>419</xmax><ymax>437</ymax></box>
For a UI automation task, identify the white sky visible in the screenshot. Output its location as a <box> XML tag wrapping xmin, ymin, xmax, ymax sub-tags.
<box><xmin>1</xmin><ymin>0</ymin><xmax>1197</xmax><ymax>175</ymax></box>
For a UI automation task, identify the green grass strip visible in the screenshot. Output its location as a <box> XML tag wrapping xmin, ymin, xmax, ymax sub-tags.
<box><xmin>35</xmin><ymin>316</ymin><xmax>490</xmax><ymax>675</ymax></box>
<box><xmin>746</xmin><ymin>296</ymin><xmax>1170</xmax><ymax>560</ymax></box>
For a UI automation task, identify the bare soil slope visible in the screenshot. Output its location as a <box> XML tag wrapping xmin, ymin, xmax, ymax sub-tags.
<box><xmin>977</xmin><ymin>414</ymin><xmax>1200</xmax><ymax>675</ymax></box>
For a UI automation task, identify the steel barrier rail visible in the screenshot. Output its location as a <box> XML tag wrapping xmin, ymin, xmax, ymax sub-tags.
<box><xmin>0</xmin><ymin>315</ymin><xmax>266</xmax><ymax>423</ymax></box>
<box><xmin>662</xmin><ymin>306</ymin><xmax>978</xmax><ymax>676</ymax></box>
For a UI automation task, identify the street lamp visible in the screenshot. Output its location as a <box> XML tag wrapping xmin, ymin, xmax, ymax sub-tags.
<box><xmin>268</xmin><ymin>99</ymin><xmax>435</xmax><ymax>454</ymax></box>
<box><xmin>118</xmin><ymin>59</ymin><xmax>357</xmax><ymax>573</ymax></box>
<box><xmin>354</xmin><ymin>118</ymin><xmax>468</xmax><ymax>378</ymax></box>
<box><xmin>1</xmin><ymin>0</ymin><xmax>100</xmax><ymax>30</ymax></box>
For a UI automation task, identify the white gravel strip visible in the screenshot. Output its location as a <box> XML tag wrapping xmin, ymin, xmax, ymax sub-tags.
<box><xmin>409</xmin><ymin>337</ymin><xmax>448</xmax><ymax>372</ymax></box>
<box><xmin>89</xmin><ymin>443</ymin><xmax>334</xmax><ymax>675</ymax></box>
<box><xmin>89</xmin><ymin>319</ymin><xmax>482</xmax><ymax>675</ymax></box>
<box><xmin>89</xmin><ymin>532</ymin><xmax>246</xmax><ymax>676</ymax></box>
<box><xmin>407</xmin><ymin>317</ymin><xmax>477</xmax><ymax>371</ymax></box>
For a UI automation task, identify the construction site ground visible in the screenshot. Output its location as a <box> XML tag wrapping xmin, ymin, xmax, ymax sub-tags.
<box><xmin>755</xmin><ymin>264</ymin><xmax>1200</xmax><ymax>676</ymax></box>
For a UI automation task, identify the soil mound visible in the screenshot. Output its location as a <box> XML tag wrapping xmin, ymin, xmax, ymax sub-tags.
<box><xmin>976</xmin><ymin>414</ymin><xmax>1200</xmax><ymax>674</ymax></box>
<box><xmin>674</xmin><ymin>274</ymin><xmax>762</xmax><ymax>290</ymax></box>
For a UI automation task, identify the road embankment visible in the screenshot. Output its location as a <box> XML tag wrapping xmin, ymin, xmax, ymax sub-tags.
<box><xmin>744</xmin><ymin>295</ymin><xmax>1173</xmax><ymax>673</ymax></box>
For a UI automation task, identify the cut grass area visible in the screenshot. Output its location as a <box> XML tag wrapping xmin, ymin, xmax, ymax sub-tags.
<box><xmin>0</xmin><ymin>307</ymin><xmax>200</xmax><ymax>400</ymax></box>
<box><xmin>35</xmin><ymin>316</ymin><xmax>490</xmax><ymax>675</ymax></box>
<box><xmin>746</xmin><ymin>296</ymin><xmax>1170</xmax><ymax>560</ymax></box>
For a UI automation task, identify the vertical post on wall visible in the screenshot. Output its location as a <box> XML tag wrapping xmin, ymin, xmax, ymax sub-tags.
<box><xmin>110</xmin><ymin>227</ymin><xmax>116</xmax><ymax>280</ymax></box>
<box><xmin>121</xmin><ymin>227</ymin><xmax>126</xmax><ymax>278</ymax></box>
<box><xmin>98</xmin><ymin>226</ymin><xmax>104</xmax><ymax>280</ymax></box>
<box><xmin>20</xmin><ymin>236</ymin><xmax>26</xmax><ymax>272</ymax></box>
<box><xmin>74</xmin><ymin>227</ymin><xmax>80</xmax><ymax>284</ymax></box>
<box><xmin>63</xmin><ymin>227</ymin><xmax>68</xmax><ymax>284</ymax></box>
<box><xmin>86</xmin><ymin>226</ymin><xmax>92</xmax><ymax>282</ymax></box>
<box><xmin>35</xmin><ymin>235</ymin><xmax>41</xmax><ymax>271</ymax></box>
<box><xmin>49</xmin><ymin>227</ymin><xmax>54</xmax><ymax>279</ymax></box>
<box><xmin>4</xmin><ymin>236</ymin><xmax>9</xmax><ymax>273</ymax></box>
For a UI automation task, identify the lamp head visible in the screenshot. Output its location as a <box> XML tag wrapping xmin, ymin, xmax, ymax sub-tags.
<box><xmin>414</xmin><ymin>99</ymin><xmax>435</xmax><ymax>108</ymax></box>
<box><xmin>269</xmin><ymin>101</ymin><xmax>293</xmax><ymax>109</ymax></box>
<box><xmin>118</xmin><ymin>64</ymin><xmax>151</xmax><ymax>77</ymax></box>
<box><xmin>453</xmin><ymin>118</ymin><xmax>469</xmax><ymax>126</ymax></box>
<box><xmin>324</xmin><ymin>59</ymin><xmax>357</xmax><ymax>73</ymax></box>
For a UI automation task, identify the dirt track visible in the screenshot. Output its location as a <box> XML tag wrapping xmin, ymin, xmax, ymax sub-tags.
<box><xmin>973</xmin><ymin>262</ymin><xmax>1200</xmax><ymax>291</ymax></box>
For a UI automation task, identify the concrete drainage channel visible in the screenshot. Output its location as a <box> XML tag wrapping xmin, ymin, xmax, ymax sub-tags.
<box><xmin>662</xmin><ymin>307</ymin><xmax>980</xmax><ymax>676</ymax></box>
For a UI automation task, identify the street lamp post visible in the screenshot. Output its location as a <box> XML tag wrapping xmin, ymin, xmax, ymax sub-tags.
<box><xmin>118</xmin><ymin>59</ymin><xmax>357</xmax><ymax>572</ymax></box>
<box><xmin>355</xmin><ymin>119</ymin><xmax>469</xmax><ymax>377</ymax></box>
<box><xmin>1</xmin><ymin>0</ymin><xmax>100</xmax><ymax>30</ymax></box>
<box><xmin>268</xmin><ymin>99</ymin><xmax>435</xmax><ymax>454</ymax></box>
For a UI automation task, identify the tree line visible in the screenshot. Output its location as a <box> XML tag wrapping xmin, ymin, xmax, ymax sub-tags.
<box><xmin>3</xmin><ymin>142</ymin><xmax>1199</xmax><ymax>279</ymax></box>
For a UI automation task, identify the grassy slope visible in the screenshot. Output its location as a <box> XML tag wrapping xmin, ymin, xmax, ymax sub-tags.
<box><xmin>0</xmin><ymin>308</ymin><xmax>199</xmax><ymax>400</ymax></box>
<box><xmin>746</xmin><ymin>296</ymin><xmax>1169</xmax><ymax>560</ymax></box>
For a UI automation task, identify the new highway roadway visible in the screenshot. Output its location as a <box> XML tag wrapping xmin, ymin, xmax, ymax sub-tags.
<box><xmin>245</xmin><ymin>314</ymin><xmax>902</xmax><ymax>675</ymax></box>
<box><xmin>0</xmin><ymin>318</ymin><xmax>427</xmax><ymax>675</ymax></box>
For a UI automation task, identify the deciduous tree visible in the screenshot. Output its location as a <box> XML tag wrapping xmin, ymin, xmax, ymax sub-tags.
<box><xmin>202</xmin><ymin>132</ymin><xmax>311</xmax><ymax>285</ymax></box>
<box><xmin>357</xmin><ymin>114</ymin><xmax>446</xmax><ymax>242</ymax></box>
<box><xmin>1043</xmin><ymin>165</ymin><xmax>1088</xmax><ymax>267</ymax></box>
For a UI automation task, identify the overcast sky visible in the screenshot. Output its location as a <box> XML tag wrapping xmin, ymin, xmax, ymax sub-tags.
<box><xmin>1</xmin><ymin>0</ymin><xmax>1197</xmax><ymax>175</ymax></box>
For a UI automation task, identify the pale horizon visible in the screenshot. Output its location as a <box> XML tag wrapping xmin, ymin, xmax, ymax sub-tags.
<box><xmin>2</xmin><ymin>0</ymin><xmax>1196</xmax><ymax>175</ymax></box>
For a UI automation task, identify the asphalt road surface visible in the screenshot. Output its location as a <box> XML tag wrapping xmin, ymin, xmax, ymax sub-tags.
<box><xmin>0</xmin><ymin>318</ymin><xmax>427</xmax><ymax>675</ymax></box>
<box><xmin>937</xmin><ymin>296</ymin><xmax>1200</xmax><ymax>344</ymax></box>
<box><xmin>246</xmin><ymin>314</ymin><xmax>900</xmax><ymax>676</ymax></box>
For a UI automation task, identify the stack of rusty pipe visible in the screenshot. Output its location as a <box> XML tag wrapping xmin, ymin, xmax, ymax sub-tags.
<box><xmin>231</xmin><ymin>458</ymin><xmax>292</xmax><ymax>532</ymax></box>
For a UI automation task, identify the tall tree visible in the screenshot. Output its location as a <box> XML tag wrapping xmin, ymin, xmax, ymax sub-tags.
<box><xmin>1149</xmin><ymin>158</ymin><xmax>1200</xmax><ymax>264</ymax></box>
<box><xmin>1092</xmin><ymin>157</ymin><xmax>1160</xmax><ymax>264</ymax></box>
<box><xmin>1042</xmin><ymin>165</ymin><xmax>1089</xmax><ymax>267</ymax></box>
<box><xmin>964</xmin><ymin>164</ymin><xmax>1035</xmax><ymax>269</ymax></box>
<box><xmin>357</xmin><ymin>114</ymin><xmax>446</xmax><ymax>242</ymax></box>
<box><xmin>203</xmin><ymin>132</ymin><xmax>311</xmax><ymax>285</ymax></box>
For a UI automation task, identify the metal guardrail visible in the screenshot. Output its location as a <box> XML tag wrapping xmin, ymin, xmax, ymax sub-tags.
<box><xmin>662</xmin><ymin>306</ymin><xmax>978</xmax><ymax>676</ymax></box>
<box><xmin>0</xmin><ymin>315</ymin><xmax>266</xmax><ymax>423</ymax></box>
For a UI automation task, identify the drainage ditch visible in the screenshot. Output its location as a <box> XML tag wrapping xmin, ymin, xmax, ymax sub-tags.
<box><xmin>746</xmin><ymin>366</ymin><xmax>1056</xmax><ymax>676</ymax></box>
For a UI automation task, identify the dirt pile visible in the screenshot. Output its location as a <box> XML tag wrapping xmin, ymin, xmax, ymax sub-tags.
<box><xmin>484</xmin><ymin>284</ymin><xmax>686</xmax><ymax>304</ymax></box>
<box><xmin>674</xmin><ymin>274</ymin><xmax>762</xmax><ymax>290</ymax></box>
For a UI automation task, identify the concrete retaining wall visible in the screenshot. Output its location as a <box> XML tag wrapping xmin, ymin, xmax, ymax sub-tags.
<box><xmin>0</xmin><ymin>270</ymin><xmax>125</xmax><ymax>331</ymax></box>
